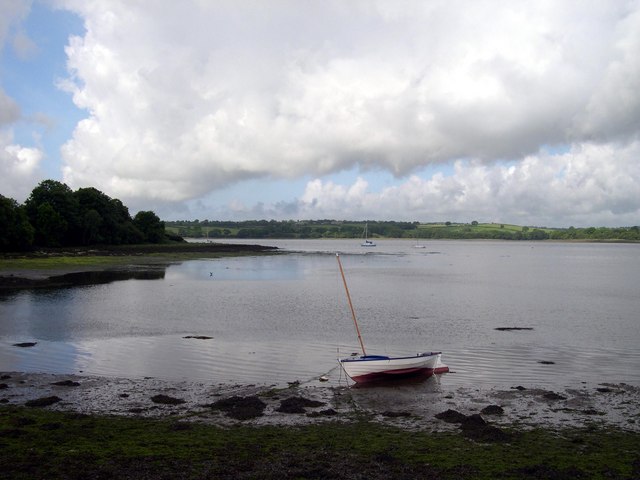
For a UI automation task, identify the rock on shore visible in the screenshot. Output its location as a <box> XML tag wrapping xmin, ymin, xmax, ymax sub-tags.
<box><xmin>1</xmin><ymin>371</ymin><xmax>638</xmax><ymax>432</ymax></box>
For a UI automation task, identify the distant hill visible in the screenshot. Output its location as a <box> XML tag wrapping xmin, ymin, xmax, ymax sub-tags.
<box><xmin>164</xmin><ymin>220</ymin><xmax>640</xmax><ymax>242</ymax></box>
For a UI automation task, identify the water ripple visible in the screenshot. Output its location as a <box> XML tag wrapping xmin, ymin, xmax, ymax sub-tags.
<box><xmin>2</xmin><ymin>337</ymin><xmax>638</xmax><ymax>389</ymax></box>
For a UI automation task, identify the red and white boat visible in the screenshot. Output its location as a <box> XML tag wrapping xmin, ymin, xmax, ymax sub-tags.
<box><xmin>340</xmin><ymin>352</ymin><xmax>448</xmax><ymax>383</ymax></box>
<box><xmin>335</xmin><ymin>253</ymin><xmax>449</xmax><ymax>383</ymax></box>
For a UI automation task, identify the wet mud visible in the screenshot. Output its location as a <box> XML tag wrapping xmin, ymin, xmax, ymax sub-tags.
<box><xmin>1</xmin><ymin>371</ymin><xmax>638</xmax><ymax>433</ymax></box>
<box><xmin>0</xmin><ymin>242</ymin><xmax>278</xmax><ymax>290</ymax></box>
<box><xmin>209</xmin><ymin>395</ymin><xmax>267</xmax><ymax>420</ymax></box>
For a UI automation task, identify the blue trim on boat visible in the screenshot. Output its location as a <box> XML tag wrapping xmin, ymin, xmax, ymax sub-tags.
<box><xmin>340</xmin><ymin>352</ymin><xmax>440</xmax><ymax>363</ymax></box>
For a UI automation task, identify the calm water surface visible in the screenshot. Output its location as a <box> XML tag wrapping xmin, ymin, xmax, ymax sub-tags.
<box><xmin>1</xmin><ymin>240</ymin><xmax>638</xmax><ymax>389</ymax></box>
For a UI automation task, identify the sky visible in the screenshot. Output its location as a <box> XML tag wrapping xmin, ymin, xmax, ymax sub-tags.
<box><xmin>1</xmin><ymin>0</ymin><xmax>639</xmax><ymax>227</ymax></box>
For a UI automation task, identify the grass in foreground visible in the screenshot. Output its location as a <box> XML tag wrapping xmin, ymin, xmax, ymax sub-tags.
<box><xmin>0</xmin><ymin>406</ymin><xmax>638</xmax><ymax>479</ymax></box>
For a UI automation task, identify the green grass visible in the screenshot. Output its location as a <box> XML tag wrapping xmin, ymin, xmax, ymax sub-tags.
<box><xmin>0</xmin><ymin>406</ymin><xmax>637</xmax><ymax>479</ymax></box>
<box><xmin>165</xmin><ymin>225</ymin><xmax>240</xmax><ymax>237</ymax></box>
<box><xmin>0</xmin><ymin>243</ymin><xmax>275</xmax><ymax>273</ymax></box>
<box><xmin>417</xmin><ymin>222</ymin><xmax>552</xmax><ymax>233</ymax></box>
<box><xmin>0</xmin><ymin>253</ymin><xmax>252</xmax><ymax>272</ymax></box>
<box><xmin>0</xmin><ymin>256</ymin><xmax>139</xmax><ymax>271</ymax></box>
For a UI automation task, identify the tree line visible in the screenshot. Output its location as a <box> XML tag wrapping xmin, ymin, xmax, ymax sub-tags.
<box><xmin>4</xmin><ymin>182</ymin><xmax>638</xmax><ymax>251</ymax></box>
<box><xmin>166</xmin><ymin>219</ymin><xmax>418</xmax><ymax>239</ymax></box>
<box><xmin>166</xmin><ymin>219</ymin><xmax>640</xmax><ymax>242</ymax></box>
<box><xmin>1</xmin><ymin>180</ymin><xmax>167</xmax><ymax>251</ymax></box>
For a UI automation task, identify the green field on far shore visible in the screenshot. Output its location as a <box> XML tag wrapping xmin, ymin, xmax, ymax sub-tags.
<box><xmin>165</xmin><ymin>220</ymin><xmax>640</xmax><ymax>242</ymax></box>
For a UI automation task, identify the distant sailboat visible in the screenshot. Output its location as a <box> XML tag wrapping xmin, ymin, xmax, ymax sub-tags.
<box><xmin>361</xmin><ymin>222</ymin><xmax>376</xmax><ymax>247</ymax></box>
<box><xmin>335</xmin><ymin>253</ymin><xmax>449</xmax><ymax>383</ymax></box>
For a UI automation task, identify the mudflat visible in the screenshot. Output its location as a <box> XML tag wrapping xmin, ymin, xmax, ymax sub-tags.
<box><xmin>1</xmin><ymin>371</ymin><xmax>638</xmax><ymax>432</ymax></box>
<box><xmin>0</xmin><ymin>242</ymin><xmax>277</xmax><ymax>287</ymax></box>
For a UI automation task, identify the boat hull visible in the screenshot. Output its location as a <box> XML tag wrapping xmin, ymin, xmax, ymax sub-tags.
<box><xmin>339</xmin><ymin>352</ymin><xmax>448</xmax><ymax>383</ymax></box>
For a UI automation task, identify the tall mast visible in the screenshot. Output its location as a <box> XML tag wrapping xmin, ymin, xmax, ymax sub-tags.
<box><xmin>336</xmin><ymin>253</ymin><xmax>366</xmax><ymax>356</ymax></box>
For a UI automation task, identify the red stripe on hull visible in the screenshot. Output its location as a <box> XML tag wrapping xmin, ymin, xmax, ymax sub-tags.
<box><xmin>350</xmin><ymin>365</ymin><xmax>449</xmax><ymax>383</ymax></box>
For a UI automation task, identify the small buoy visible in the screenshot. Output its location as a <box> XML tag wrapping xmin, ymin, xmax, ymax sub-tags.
<box><xmin>319</xmin><ymin>375</ymin><xmax>329</xmax><ymax>382</ymax></box>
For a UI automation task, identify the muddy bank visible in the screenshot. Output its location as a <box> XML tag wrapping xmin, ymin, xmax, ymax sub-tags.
<box><xmin>1</xmin><ymin>372</ymin><xmax>638</xmax><ymax>433</ymax></box>
<box><xmin>2</xmin><ymin>242</ymin><xmax>277</xmax><ymax>259</ymax></box>
<box><xmin>0</xmin><ymin>266</ymin><xmax>170</xmax><ymax>289</ymax></box>
<box><xmin>0</xmin><ymin>242</ymin><xmax>277</xmax><ymax>288</ymax></box>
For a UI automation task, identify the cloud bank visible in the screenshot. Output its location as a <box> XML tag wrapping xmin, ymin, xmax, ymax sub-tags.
<box><xmin>292</xmin><ymin>141</ymin><xmax>640</xmax><ymax>227</ymax></box>
<box><xmin>2</xmin><ymin>1</ymin><xmax>639</xmax><ymax>225</ymax></box>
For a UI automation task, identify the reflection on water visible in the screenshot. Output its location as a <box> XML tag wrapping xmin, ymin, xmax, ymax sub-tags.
<box><xmin>1</xmin><ymin>240</ymin><xmax>639</xmax><ymax>389</ymax></box>
<box><xmin>2</xmin><ymin>335</ymin><xmax>638</xmax><ymax>388</ymax></box>
<box><xmin>52</xmin><ymin>269</ymin><xmax>166</xmax><ymax>285</ymax></box>
<box><xmin>174</xmin><ymin>255</ymin><xmax>303</xmax><ymax>281</ymax></box>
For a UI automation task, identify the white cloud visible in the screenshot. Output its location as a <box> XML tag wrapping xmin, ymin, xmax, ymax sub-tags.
<box><xmin>0</xmin><ymin>0</ymin><xmax>31</xmax><ymax>45</ymax></box>
<box><xmin>56</xmin><ymin>0</ymin><xmax>640</xmax><ymax>217</ymax></box>
<box><xmin>248</xmin><ymin>140</ymin><xmax>639</xmax><ymax>227</ymax></box>
<box><xmin>0</xmin><ymin>0</ymin><xmax>44</xmax><ymax>201</ymax></box>
<box><xmin>0</xmin><ymin>0</ymin><xmax>635</xmax><ymax>225</ymax></box>
<box><xmin>0</xmin><ymin>0</ymin><xmax>36</xmax><ymax>60</ymax></box>
<box><xmin>0</xmin><ymin>130</ymin><xmax>44</xmax><ymax>201</ymax></box>
<box><xmin>0</xmin><ymin>0</ymin><xmax>30</xmax><ymax>128</ymax></box>
<box><xmin>574</xmin><ymin>5</ymin><xmax>640</xmax><ymax>141</ymax></box>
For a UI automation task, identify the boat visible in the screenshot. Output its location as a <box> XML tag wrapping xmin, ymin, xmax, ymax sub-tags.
<box><xmin>335</xmin><ymin>253</ymin><xmax>449</xmax><ymax>383</ymax></box>
<box><xmin>361</xmin><ymin>222</ymin><xmax>376</xmax><ymax>247</ymax></box>
<box><xmin>414</xmin><ymin>237</ymin><xmax>426</xmax><ymax>248</ymax></box>
<box><xmin>340</xmin><ymin>352</ymin><xmax>447</xmax><ymax>383</ymax></box>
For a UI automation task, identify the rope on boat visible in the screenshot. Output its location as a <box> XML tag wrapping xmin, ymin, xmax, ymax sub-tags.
<box><xmin>336</xmin><ymin>346</ymin><xmax>353</xmax><ymax>388</ymax></box>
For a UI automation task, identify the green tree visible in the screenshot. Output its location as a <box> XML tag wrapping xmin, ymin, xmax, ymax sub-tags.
<box><xmin>75</xmin><ymin>187</ymin><xmax>140</xmax><ymax>244</ymax></box>
<box><xmin>81</xmin><ymin>209</ymin><xmax>103</xmax><ymax>245</ymax></box>
<box><xmin>528</xmin><ymin>229</ymin><xmax>549</xmax><ymax>240</ymax></box>
<box><xmin>109</xmin><ymin>199</ymin><xmax>144</xmax><ymax>244</ymax></box>
<box><xmin>25</xmin><ymin>180</ymin><xmax>79</xmax><ymax>246</ymax></box>
<box><xmin>0</xmin><ymin>195</ymin><xmax>34</xmax><ymax>251</ymax></box>
<box><xmin>34</xmin><ymin>202</ymin><xmax>67</xmax><ymax>247</ymax></box>
<box><xmin>133</xmin><ymin>210</ymin><xmax>165</xmax><ymax>243</ymax></box>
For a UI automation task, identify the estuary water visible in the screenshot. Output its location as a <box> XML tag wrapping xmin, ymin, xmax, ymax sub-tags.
<box><xmin>1</xmin><ymin>240</ymin><xmax>639</xmax><ymax>389</ymax></box>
